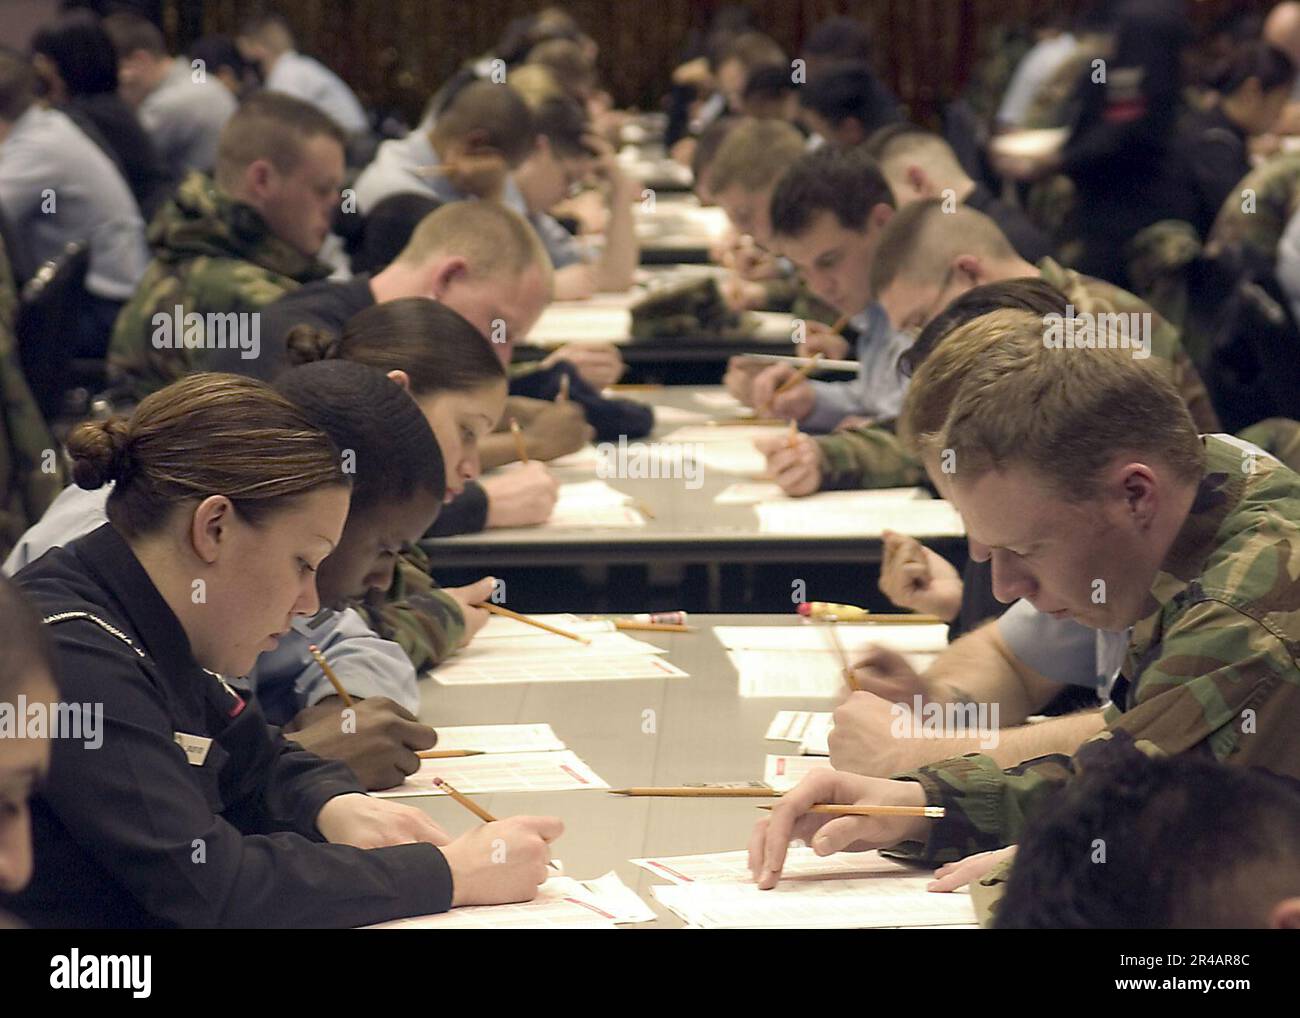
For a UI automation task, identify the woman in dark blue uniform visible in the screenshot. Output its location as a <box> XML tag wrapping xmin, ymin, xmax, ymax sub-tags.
<box><xmin>0</xmin><ymin>373</ymin><xmax>561</xmax><ymax>927</ymax></box>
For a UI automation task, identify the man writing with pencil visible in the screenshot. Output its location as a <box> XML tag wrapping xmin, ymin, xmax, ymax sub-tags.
<box><xmin>750</xmin><ymin>308</ymin><xmax>1300</xmax><ymax>888</ymax></box>
<box><xmin>724</xmin><ymin>145</ymin><xmax>912</xmax><ymax>433</ymax></box>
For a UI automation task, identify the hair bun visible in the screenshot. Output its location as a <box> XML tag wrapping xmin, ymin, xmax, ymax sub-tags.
<box><xmin>284</xmin><ymin>324</ymin><xmax>342</xmax><ymax>366</ymax></box>
<box><xmin>66</xmin><ymin>417</ymin><xmax>132</xmax><ymax>489</ymax></box>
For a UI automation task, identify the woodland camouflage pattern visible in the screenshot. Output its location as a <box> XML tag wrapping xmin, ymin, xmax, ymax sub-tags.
<box><xmin>888</xmin><ymin>435</ymin><xmax>1300</xmax><ymax>863</ymax></box>
<box><xmin>355</xmin><ymin>544</ymin><xmax>466</xmax><ymax>675</ymax></box>
<box><xmin>108</xmin><ymin>171</ymin><xmax>331</xmax><ymax>400</ymax></box>
<box><xmin>813</xmin><ymin>256</ymin><xmax>1220</xmax><ymax>490</ymax></box>
<box><xmin>1206</xmin><ymin>153</ymin><xmax>1300</xmax><ymax>263</ymax></box>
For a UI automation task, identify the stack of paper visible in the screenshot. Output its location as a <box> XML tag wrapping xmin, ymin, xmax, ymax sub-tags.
<box><xmin>765</xmin><ymin>711</ymin><xmax>833</xmax><ymax>756</ymax></box>
<box><xmin>547</xmin><ymin>480</ymin><xmax>645</xmax><ymax>528</ymax></box>
<box><xmin>713</xmin><ymin>624</ymin><xmax>949</xmax><ymax>697</ymax></box>
<box><xmin>755</xmin><ymin>495</ymin><xmax>965</xmax><ymax>536</ymax></box>
<box><xmin>633</xmin><ymin>848</ymin><xmax>975</xmax><ymax>928</ymax></box>
<box><xmin>370</xmin><ymin>749</ymin><xmax>610</xmax><ymax>798</ymax></box>
<box><xmin>363</xmin><ymin>872</ymin><xmax>655</xmax><ymax>929</ymax></box>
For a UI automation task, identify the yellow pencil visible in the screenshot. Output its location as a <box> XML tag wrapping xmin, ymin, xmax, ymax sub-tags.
<box><xmin>433</xmin><ymin>777</ymin><xmax>497</xmax><ymax>822</ymax></box>
<box><xmin>509</xmin><ymin>417</ymin><xmax>529</xmax><ymax>463</ymax></box>
<box><xmin>825</xmin><ymin>622</ymin><xmax>857</xmax><ymax>693</ymax></box>
<box><xmin>475</xmin><ymin>602</ymin><xmax>592</xmax><ymax>644</ymax></box>
<box><xmin>786</xmin><ymin>419</ymin><xmax>798</xmax><ymax>449</ymax></box>
<box><xmin>611</xmin><ymin>786</ymin><xmax>777</xmax><ymax>797</ymax></box>
<box><xmin>773</xmin><ymin>352</ymin><xmax>824</xmax><ymax>397</ymax></box>
<box><xmin>307</xmin><ymin>644</ymin><xmax>353</xmax><ymax>708</ymax></box>
<box><xmin>758</xmin><ymin>803</ymin><xmax>946</xmax><ymax>818</ymax></box>
<box><xmin>417</xmin><ymin>749</ymin><xmax>487</xmax><ymax>759</ymax></box>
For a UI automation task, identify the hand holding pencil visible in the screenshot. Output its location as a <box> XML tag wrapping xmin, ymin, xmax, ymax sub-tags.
<box><xmin>748</xmin><ymin>769</ymin><xmax>935</xmax><ymax>890</ymax></box>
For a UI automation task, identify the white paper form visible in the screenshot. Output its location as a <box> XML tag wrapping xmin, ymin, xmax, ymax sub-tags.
<box><xmin>431</xmin><ymin>644</ymin><xmax>687</xmax><ymax>686</ymax></box>
<box><xmin>547</xmin><ymin>445</ymin><xmax>603</xmax><ymax>470</ymax></box>
<box><xmin>631</xmin><ymin>846</ymin><xmax>927</xmax><ymax>884</ymax></box>
<box><xmin>450</xmin><ymin>631</ymin><xmax>668</xmax><ymax>664</ymax></box>
<box><xmin>692</xmin><ymin>390</ymin><xmax>745</xmax><ymax>412</ymax></box>
<box><xmin>652</xmin><ymin>877</ymin><xmax>976</xmax><ymax>928</ymax></box>
<box><xmin>370</xmin><ymin>750</ymin><xmax>609</xmax><ymax>798</ymax></box>
<box><xmin>472</xmin><ymin>614</ymin><xmax>614</xmax><ymax>641</ymax></box>
<box><xmin>728</xmin><ymin>649</ymin><xmax>936</xmax><ymax>697</ymax></box>
<box><xmin>755</xmin><ymin>496</ymin><xmax>965</xmax><ymax>537</ymax></box>
<box><xmin>363</xmin><ymin>872</ymin><xmax>654</xmax><ymax>928</ymax></box>
<box><xmin>716</xmin><ymin>484</ymin><xmax>931</xmax><ymax>506</ymax></box>
<box><xmin>714</xmin><ymin>623</ymin><xmax>950</xmax><ymax>656</ymax></box>
<box><xmin>763</xmin><ymin>753</ymin><xmax>833</xmax><ymax>792</ymax></box>
<box><xmin>547</xmin><ymin>480</ymin><xmax>645</xmax><ymax>529</ymax></box>
<box><xmin>765</xmin><ymin>710</ymin><xmax>832</xmax><ymax>743</ymax></box>
<box><xmin>431</xmin><ymin>724</ymin><xmax>566</xmax><ymax>754</ymax></box>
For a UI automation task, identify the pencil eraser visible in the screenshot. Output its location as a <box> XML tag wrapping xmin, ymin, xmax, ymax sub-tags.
<box><xmin>796</xmin><ymin>602</ymin><xmax>811</xmax><ymax>617</ymax></box>
<box><xmin>432</xmin><ymin>777</ymin><xmax>445</xmax><ymax>787</ymax></box>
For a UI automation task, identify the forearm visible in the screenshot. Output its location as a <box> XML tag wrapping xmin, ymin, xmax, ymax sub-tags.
<box><xmin>594</xmin><ymin>187</ymin><xmax>638</xmax><ymax>292</ymax></box>
<box><xmin>885</xmin><ymin>708</ymin><xmax>1105</xmax><ymax>772</ymax></box>
<box><xmin>479</xmin><ymin>432</ymin><xmax>520</xmax><ymax>470</ymax></box>
<box><xmin>918</xmin><ymin>623</ymin><xmax>1042</xmax><ymax>723</ymax></box>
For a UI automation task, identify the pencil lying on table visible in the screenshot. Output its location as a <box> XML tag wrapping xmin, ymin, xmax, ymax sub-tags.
<box><xmin>307</xmin><ymin>645</ymin><xmax>353</xmax><ymax>708</ymax></box>
<box><xmin>474</xmin><ymin>602</ymin><xmax>592</xmax><ymax>644</ymax></box>
<box><xmin>417</xmin><ymin>749</ymin><xmax>486</xmax><ymax>759</ymax></box>
<box><xmin>509</xmin><ymin>417</ymin><xmax>529</xmax><ymax>463</ymax></box>
<box><xmin>612</xmin><ymin>619</ymin><xmax>694</xmax><ymax>633</ymax></box>
<box><xmin>798</xmin><ymin>601</ymin><xmax>944</xmax><ymax>624</ymax></box>
<box><xmin>433</xmin><ymin>777</ymin><xmax>497</xmax><ymax>822</ymax></box>
<box><xmin>758</xmin><ymin>804</ymin><xmax>946</xmax><ymax>818</ymax></box>
<box><xmin>706</xmin><ymin>417</ymin><xmax>787</xmax><ymax>427</ymax></box>
<box><xmin>611</xmin><ymin>786</ymin><xmax>777</xmax><ymax>797</ymax></box>
<box><xmin>773</xmin><ymin>352</ymin><xmax>824</xmax><ymax>396</ymax></box>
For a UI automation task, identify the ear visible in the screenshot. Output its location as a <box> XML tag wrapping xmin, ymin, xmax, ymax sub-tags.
<box><xmin>954</xmin><ymin>253</ymin><xmax>984</xmax><ymax>284</ymax></box>
<box><xmin>905</xmin><ymin>164</ymin><xmax>931</xmax><ymax>197</ymax></box>
<box><xmin>867</xmin><ymin>202</ymin><xmax>894</xmax><ymax>233</ymax></box>
<box><xmin>427</xmin><ymin>256</ymin><xmax>470</xmax><ymax>298</ymax></box>
<box><xmin>461</xmin><ymin>127</ymin><xmax>494</xmax><ymax>154</ymax></box>
<box><xmin>243</xmin><ymin>158</ymin><xmax>275</xmax><ymax>200</ymax></box>
<box><xmin>386</xmin><ymin>368</ymin><xmax>411</xmax><ymax>392</ymax></box>
<box><xmin>190</xmin><ymin>495</ymin><xmax>236</xmax><ymax>566</ymax></box>
<box><xmin>1269</xmin><ymin>896</ymin><xmax>1300</xmax><ymax>929</ymax></box>
<box><xmin>1116</xmin><ymin>463</ymin><xmax>1159</xmax><ymax>528</ymax></box>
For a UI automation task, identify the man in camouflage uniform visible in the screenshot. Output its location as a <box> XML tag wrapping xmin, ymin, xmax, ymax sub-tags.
<box><xmin>759</xmin><ymin>200</ymin><xmax>1219</xmax><ymax>495</ymax></box>
<box><xmin>108</xmin><ymin>92</ymin><xmax>344</xmax><ymax>401</ymax></box>
<box><xmin>0</xmin><ymin>234</ymin><xmax>65</xmax><ymax>561</ymax></box>
<box><xmin>752</xmin><ymin>308</ymin><xmax>1300</xmax><ymax>888</ymax></box>
<box><xmin>1205</xmin><ymin>152</ymin><xmax>1300</xmax><ymax>263</ymax></box>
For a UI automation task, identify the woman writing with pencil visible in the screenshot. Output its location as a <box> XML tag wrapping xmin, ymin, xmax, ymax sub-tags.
<box><xmin>1</xmin><ymin>374</ymin><xmax>561</xmax><ymax>927</ymax></box>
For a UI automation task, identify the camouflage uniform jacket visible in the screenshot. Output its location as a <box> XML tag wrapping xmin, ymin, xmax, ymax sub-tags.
<box><xmin>890</xmin><ymin>435</ymin><xmax>1300</xmax><ymax>863</ymax></box>
<box><xmin>813</xmin><ymin>256</ymin><xmax>1220</xmax><ymax>491</ymax></box>
<box><xmin>1206</xmin><ymin>153</ymin><xmax>1300</xmax><ymax>264</ymax></box>
<box><xmin>108</xmin><ymin>171</ymin><xmax>332</xmax><ymax>400</ymax></box>
<box><xmin>354</xmin><ymin>543</ymin><xmax>467</xmax><ymax>675</ymax></box>
<box><xmin>0</xmin><ymin>236</ymin><xmax>66</xmax><ymax>561</ymax></box>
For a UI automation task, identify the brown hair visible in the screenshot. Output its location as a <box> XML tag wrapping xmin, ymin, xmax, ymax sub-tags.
<box><xmin>215</xmin><ymin>91</ymin><xmax>347</xmax><ymax>192</ymax></box>
<box><xmin>66</xmin><ymin>373</ymin><xmax>349</xmax><ymax>538</ymax></box>
<box><xmin>431</xmin><ymin>80</ymin><xmax>537</xmax><ymax>167</ymax></box>
<box><xmin>285</xmin><ymin>298</ymin><xmax>506</xmax><ymax>397</ymax></box>
<box><xmin>0</xmin><ymin>575</ymin><xmax>56</xmax><ymax>699</ymax></box>
<box><xmin>903</xmin><ymin>309</ymin><xmax>1204</xmax><ymax>499</ymax></box>
<box><xmin>706</xmin><ymin>117</ymin><xmax>805</xmax><ymax>194</ymax></box>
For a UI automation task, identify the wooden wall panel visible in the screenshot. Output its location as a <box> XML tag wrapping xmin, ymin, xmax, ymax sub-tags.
<box><xmin>170</xmin><ymin>0</ymin><xmax>1278</xmax><ymax>126</ymax></box>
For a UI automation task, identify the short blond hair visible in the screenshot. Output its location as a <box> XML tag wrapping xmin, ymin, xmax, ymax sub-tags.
<box><xmin>395</xmin><ymin>200</ymin><xmax>552</xmax><ymax>288</ymax></box>
<box><xmin>706</xmin><ymin>117</ymin><xmax>805</xmax><ymax>194</ymax></box>
<box><xmin>902</xmin><ymin>309</ymin><xmax>1204</xmax><ymax>499</ymax></box>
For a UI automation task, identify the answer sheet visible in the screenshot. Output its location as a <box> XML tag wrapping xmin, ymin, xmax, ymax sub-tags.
<box><xmin>763</xmin><ymin>753</ymin><xmax>833</xmax><ymax>792</ymax></box>
<box><xmin>764</xmin><ymin>710</ymin><xmax>833</xmax><ymax>756</ymax></box>
<box><xmin>755</xmin><ymin>496</ymin><xmax>965</xmax><ymax>536</ymax></box>
<box><xmin>631</xmin><ymin>846</ymin><xmax>926</xmax><ymax>884</ymax></box>
<box><xmin>430</xmin><ymin>723</ymin><xmax>566</xmax><ymax>754</ymax></box>
<box><xmin>363</xmin><ymin>872</ymin><xmax>654</xmax><ymax>929</ymax></box>
<box><xmin>370</xmin><ymin>750</ymin><xmax>610</xmax><ymax>798</ymax></box>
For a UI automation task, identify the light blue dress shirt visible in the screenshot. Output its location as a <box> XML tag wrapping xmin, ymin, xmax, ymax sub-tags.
<box><xmin>139</xmin><ymin>57</ymin><xmax>238</xmax><ymax>176</ymax></box>
<box><xmin>0</xmin><ymin>105</ymin><xmax>149</xmax><ymax>300</ymax></box>
<box><xmin>264</xmin><ymin>50</ymin><xmax>368</xmax><ymax>135</ymax></box>
<box><xmin>801</xmin><ymin>302</ymin><xmax>914</xmax><ymax>433</ymax></box>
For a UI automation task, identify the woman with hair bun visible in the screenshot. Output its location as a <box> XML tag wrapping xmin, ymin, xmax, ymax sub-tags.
<box><xmin>1</xmin><ymin>373</ymin><xmax>561</xmax><ymax>927</ymax></box>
